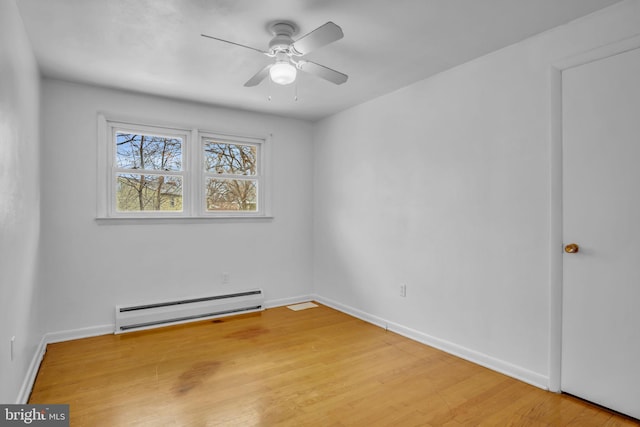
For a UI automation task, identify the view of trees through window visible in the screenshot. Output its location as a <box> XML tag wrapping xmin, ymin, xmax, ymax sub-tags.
<box><xmin>114</xmin><ymin>132</ymin><xmax>259</xmax><ymax>213</ymax></box>
<box><xmin>203</xmin><ymin>140</ymin><xmax>258</xmax><ymax>212</ymax></box>
<box><xmin>115</xmin><ymin>132</ymin><xmax>183</xmax><ymax>212</ymax></box>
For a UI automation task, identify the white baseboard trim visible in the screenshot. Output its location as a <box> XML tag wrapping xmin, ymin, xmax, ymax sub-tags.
<box><xmin>16</xmin><ymin>336</ymin><xmax>47</xmax><ymax>404</ymax></box>
<box><xmin>313</xmin><ymin>294</ymin><xmax>388</xmax><ymax>329</ymax></box>
<box><xmin>264</xmin><ymin>294</ymin><xmax>314</xmax><ymax>309</ymax></box>
<box><xmin>45</xmin><ymin>324</ymin><xmax>114</xmax><ymax>344</ymax></box>
<box><xmin>313</xmin><ymin>294</ymin><xmax>549</xmax><ymax>390</ymax></box>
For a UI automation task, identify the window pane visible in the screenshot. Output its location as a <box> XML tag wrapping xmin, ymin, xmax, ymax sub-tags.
<box><xmin>116</xmin><ymin>133</ymin><xmax>182</xmax><ymax>171</ymax></box>
<box><xmin>116</xmin><ymin>174</ymin><xmax>183</xmax><ymax>212</ymax></box>
<box><xmin>206</xmin><ymin>178</ymin><xmax>257</xmax><ymax>211</ymax></box>
<box><xmin>203</xmin><ymin>141</ymin><xmax>256</xmax><ymax>176</ymax></box>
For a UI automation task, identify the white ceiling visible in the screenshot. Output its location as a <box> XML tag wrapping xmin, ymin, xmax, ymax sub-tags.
<box><xmin>17</xmin><ymin>0</ymin><xmax>621</xmax><ymax>121</ymax></box>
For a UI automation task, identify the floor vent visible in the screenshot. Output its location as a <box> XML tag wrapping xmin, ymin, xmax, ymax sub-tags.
<box><xmin>115</xmin><ymin>289</ymin><xmax>264</xmax><ymax>333</ymax></box>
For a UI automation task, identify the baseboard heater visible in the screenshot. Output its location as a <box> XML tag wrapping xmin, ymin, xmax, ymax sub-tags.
<box><xmin>114</xmin><ymin>289</ymin><xmax>264</xmax><ymax>333</ymax></box>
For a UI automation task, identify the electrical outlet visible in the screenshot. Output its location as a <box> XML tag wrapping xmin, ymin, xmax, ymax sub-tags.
<box><xmin>222</xmin><ymin>272</ymin><xmax>230</xmax><ymax>284</ymax></box>
<box><xmin>400</xmin><ymin>284</ymin><xmax>407</xmax><ymax>297</ymax></box>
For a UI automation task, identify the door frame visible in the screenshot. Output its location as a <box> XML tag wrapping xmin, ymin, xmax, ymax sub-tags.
<box><xmin>548</xmin><ymin>34</ymin><xmax>640</xmax><ymax>392</ymax></box>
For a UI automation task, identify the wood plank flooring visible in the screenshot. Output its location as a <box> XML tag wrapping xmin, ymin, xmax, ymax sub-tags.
<box><xmin>29</xmin><ymin>303</ymin><xmax>638</xmax><ymax>426</ymax></box>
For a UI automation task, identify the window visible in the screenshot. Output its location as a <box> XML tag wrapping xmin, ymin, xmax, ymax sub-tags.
<box><xmin>202</xmin><ymin>134</ymin><xmax>259</xmax><ymax>213</ymax></box>
<box><xmin>98</xmin><ymin>115</ymin><xmax>270</xmax><ymax>219</ymax></box>
<box><xmin>114</xmin><ymin>128</ymin><xmax>186</xmax><ymax>213</ymax></box>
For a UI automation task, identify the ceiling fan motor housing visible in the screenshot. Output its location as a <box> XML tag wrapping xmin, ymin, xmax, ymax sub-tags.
<box><xmin>268</xmin><ymin>22</ymin><xmax>297</xmax><ymax>54</ymax></box>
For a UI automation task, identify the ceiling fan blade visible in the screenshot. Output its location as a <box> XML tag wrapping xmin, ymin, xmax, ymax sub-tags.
<box><xmin>291</xmin><ymin>22</ymin><xmax>343</xmax><ymax>55</ymax></box>
<box><xmin>244</xmin><ymin>64</ymin><xmax>272</xmax><ymax>87</ymax></box>
<box><xmin>201</xmin><ymin>33</ymin><xmax>268</xmax><ymax>55</ymax></box>
<box><xmin>298</xmin><ymin>61</ymin><xmax>348</xmax><ymax>85</ymax></box>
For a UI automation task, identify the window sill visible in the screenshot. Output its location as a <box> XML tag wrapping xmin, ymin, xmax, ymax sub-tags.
<box><xmin>95</xmin><ymin>216</ymin><xmax>274</xmax><ymax>225</ymax></box>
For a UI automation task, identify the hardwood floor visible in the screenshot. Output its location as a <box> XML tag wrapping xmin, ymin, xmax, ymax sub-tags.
<box><xmin>29</xmin><ymin>303</ymin><xmax>638</xmax><ymax>426</ymax></box>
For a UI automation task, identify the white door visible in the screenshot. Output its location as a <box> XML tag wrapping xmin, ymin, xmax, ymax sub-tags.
<box><xmin>562</xmin><ymin>47</ymin><xmax>640</xmax><ymax>420</ymax></box>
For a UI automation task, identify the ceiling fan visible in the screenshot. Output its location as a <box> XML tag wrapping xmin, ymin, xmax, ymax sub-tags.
<box><xmin>201</xmin><ymin>21</ymin><xmax>348</xmax><ymax>87</ymax></box>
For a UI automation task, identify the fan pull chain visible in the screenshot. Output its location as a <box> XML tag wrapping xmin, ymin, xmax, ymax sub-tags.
<box><xmin>265</xmin><ymin>79</ymin><xmax>301</xmax><ymax>102</ymax></box>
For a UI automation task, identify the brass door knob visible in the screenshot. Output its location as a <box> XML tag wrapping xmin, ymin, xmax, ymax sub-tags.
<box><xmin>564</xmin><ymin>243</ymin><xmax>579</xmax><ymax>253</ymax></box>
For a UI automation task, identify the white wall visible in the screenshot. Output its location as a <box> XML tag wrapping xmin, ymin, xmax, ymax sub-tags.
<box><xmin>0</xmin><ymin>0</ymin><xmax>42</xmax><ymax>403</ymax></box>
<box><xmin>39</xmin><ymin>79</ymin><xmax>314</xmax><ymax>334</ymax></box>
<box><xmin>313</xmin><ymin>0</ymin><xmax>640</xmax><ymax>388</ymax></box>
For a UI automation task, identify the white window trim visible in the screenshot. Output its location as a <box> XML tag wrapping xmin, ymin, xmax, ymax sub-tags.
<box><xmin>97</xmin><ymin>114</ymin><xmax>273</xmax><ymax>220</ymax></box>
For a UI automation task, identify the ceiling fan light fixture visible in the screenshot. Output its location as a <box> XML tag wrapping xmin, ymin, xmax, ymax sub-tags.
<box><xmin>269</xmin><ymin>61</ymin><xmax>297</xmax><ymax>85</ymax></box>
